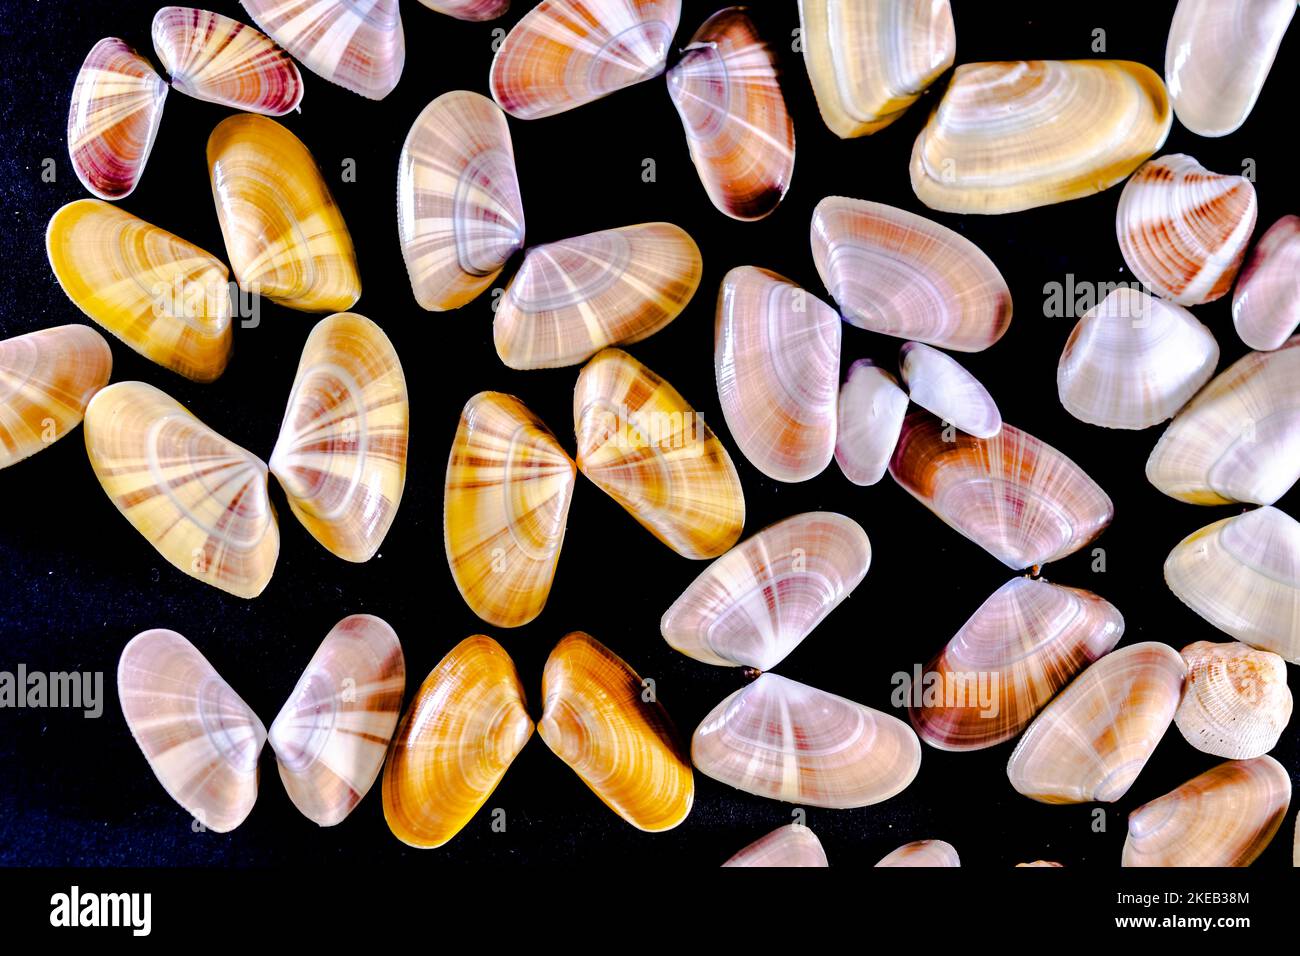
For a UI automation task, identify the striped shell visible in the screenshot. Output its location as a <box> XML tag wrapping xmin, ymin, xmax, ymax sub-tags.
<box><xmin>876</xmin><ymin>840</ymin><xmax>961</xmax><ymax>867</ymax></box>
<box><xmin>418</xmin><ymin>0</ymin><xmax>511</xmax><ymax>19</ymax></box>
<box><xmin>722</xmin><ymin>825</ymin><xmax>829</xmax><ymax>867</ymax></box>
<box><xmin>1233</xmin><ymin>215</ymin><xmax>1300</xmax><ymax>352</ymax></box>
<box><xmin>899</xmin><ymin>341</ymin><xmax>1002</xmax><ymax>439</ymax></box>
<box><xmin>835</xmin><ymin>359</ymin><xmax>908</xmax><ymax>487</ymax></box>
<box><xmin>1174</xmin><ymin>640</ymin><xmax>1292</xmax><ymax>759</ymax></box>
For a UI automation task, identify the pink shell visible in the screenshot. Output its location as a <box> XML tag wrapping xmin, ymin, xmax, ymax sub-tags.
<box><xmin>1233</xmin><ymin>215</ymin><xmax>1300</xmax><ymax>351</ymax></box>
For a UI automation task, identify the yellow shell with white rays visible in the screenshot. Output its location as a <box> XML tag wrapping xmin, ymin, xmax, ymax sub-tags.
<box><xmin>46</xmin><ymin>200</ymin><xmax>232</xmax><ymax>383</ymax></box>
<box><xmin>84</xmin><ymin>382</ymin><xmax>279</xmax><ymax>599</ymax></box>
<box><xmin>722</xmin><ymin>824</ymin><xmax>829</xmax><ymax>867</ymax></box>
<box><xmin>1174</xmin><ymin>641</ymin><xmax>1292</xmax><ymax>759</ymax></box>
<box><xmin>444</xmin><ymin>391</ymin><xmax>576</xmax><ymax>628</ymax></box>
<box><xmin>876</xmin><ymin>840</ymin><xmax>961</xmax><ymax>867</ymax></box>
<box><xmin>118</xmin><ymin>629</ymin><xmax>266</xmax><ymax>833</ymax></box>
<box><xmin>270</xmin><ymin>313</ymin><xmax>409</xmax><ymax>563</ymax></box>
<box><xmin>208</xmin><ymin>114</ymin><xmax>360</xmax><ymax>313</ymax></box>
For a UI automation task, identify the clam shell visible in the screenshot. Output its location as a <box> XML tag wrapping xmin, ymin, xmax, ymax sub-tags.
<box><xmin>1123</xmin><ymin>756</ymin><xmax>1291</xmax><ymax>867</ymax></box>
<box><xmin>539</xmin><ymin>632</ymin><xmax>693</xmax><ymax>831</ymax></box>
<box><xmin>208</xmin><ymin>114</ymin><xmax>360</xmax><ymax>313</ymax></box>
<box><xmin>722</xmin><ymin>824</ymin><xmax>828</xmax><ymax>867</ymax></box>
<box><xmin>1017</xmin><ymin>860</ymin><xmax>1063</xmax><ymax>867</ymax></box>
<box><xmin>269</xmin><ymin>313</ymin><xmax>408</xmax><ymax>563</ymax></box>
<box><xmin>398</xmin><ymin>91</ymin><xmax>525</xmax><ymax>312</ymax></box>
<box><xmin>910</xmin><ymin>60</ymin><xmax>1171</xmax><ymax>214</ymax></box>
<box><xmin>875</xmin><ymin>839</ymin><xmax>960</xmax><ymax>867</ymax></box>
<box><xmin>382</xmin><ymin>636</ymin><xmax>532</xmax><ymax>848</ymax></box>
<box><xmin>445</xmin><ymin>391</ymin><xmax>576</xmax><ymax>628</ymax></box>
<box><xmin>574</xmin><ymin>348</ymin><xmax>745</xmax><ymax>559</ymax></box>
<box><xmin>797</xmin><ymin>0</ymin><xmax>954</xmax><ymax>138</ymax></box>
<box><xmin>269</xmin><ymin>615</ymin><xmax>405</xmax><ymax>826</ymax></box>
<box><xmin>118</xmin><ymin>629</ymin><xmax>265</xmax><ymax>833</ymax></box>
<box><xmin>899</xmin><ymin>341</ymin><xmax>1001</xmax><ymax>439</ymax></box>
<box><xmin>1006</xmin><ymin>642</ymin><xmax>1186</xmax><ymax>804</ymax></box>
<box><xmin>418</xmin><ymin>0</ymin><xmax>511</xmax><ymax>19</ymax></box>
<box><xmin>0</xmin><ymin>325</ymin><xmax>112</xmax><ymax>470</ymax></box>
<box><xmin>1116</xmin><ymin>154</ymin><xmax>1257</xmax><ymax>306</ymax></box>
<box><xmin>910</xmin><ymin>577</ymin><xmax>1125</xmax><ymax>752</ymax></box>
<box><xmin>1174</xmin><ymin>640</ymin><xmax>1292</xmax><ymax>759</ymax></box>
<box><xmin>889</xmin><ymin>411</ymin><xmax>1113</xmax><ymax>570</ymax></box>
<box><xmin>835</xmin><ymin>359</ymin><xmax>908</xmax><ymax>486</ymax></box>
<box><xmin>693</xmin><ymin>672</ymin><xmax>921</xmax><ymax>809</ymax></box>
<box><xmin>1057</xmin><ymin>287</ymin><xmax>1219</xmax><ymax>430</ymax></box>
<box><xmin>84</xmin><ymin>381</ymin><xmax>279</xmax><ymax>598</ymax></box>
<box><xmin>715</xmin><ymin>266</ymin><xmax>840</xmax><ymax>482</ymax></box>
<box><xmin>661</xmin><ymin>512</ymin><xmax>871</xmax><ymax>671</ymax></box>
<box><xmin>1233</xmin><ymin>215</ymin><xmax>1300</xmax><ymax>352</ymax></box>
<box><xmin>494</xmin><ymin>223</ymin><xmax>701</xmax><ymax>369</ymax></box>
<box><xmin>810</xmin><ymin>197</ymin><xmax>1012</xmax><ymax>353</ymax></box>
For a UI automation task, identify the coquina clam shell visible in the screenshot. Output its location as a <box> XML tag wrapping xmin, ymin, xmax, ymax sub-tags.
<box><xmin>899</xmin><ymin>341</ymin><xmax>1002</xmax><ymax>439</ymax></box>
<box><xmin>1174</xmin><ymin>640</ymin><xmax>1292</xmax><ymax>759</ymax></box>
<box><xmin>722</xmin><ymin>824</ymin><xmax>828</xmax><ymax>867</ymax></box>
<box><xmin>1233</xmin><ymin>215</ymin><xmax>1300</xmax><ymax>352</ymax></box>
<box><xmin>835</xmin><ymin>359</ymin><xmax>908</xmax><ymax>486</ymax></box>
<box><xmin>875</xmin><ymin>839</ymin><xmax>960</xmax><ymax>867</ymax></box>
<box><xmin>419</xmin><ymin>0</ymin><xmax>511</xmax><ymax>19</ymax></box>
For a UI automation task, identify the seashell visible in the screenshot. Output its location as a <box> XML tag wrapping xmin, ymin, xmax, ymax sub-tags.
<box><xmin>715</xmin><ymin>267</ymin><xmax>840</xmax><ymax>482</ymax></box>
<box><xmin>1164</xmin><ymin>506</ymin><xmax>1300</xmax><ymax>664</ymax></box>
<box><xmin>693</xmin><ymin>672</ymin><xmax>921</xmax><ymax>808</ymax></box>
<box><xmin>382</xmin><ymin>636</ymin><xmax>532</xmax><ymax>848</ymax></box>
<box><xmin>1006</xmin><ymin>642</ymin><xmax>1186</xmax><ymax>804</ymax></box>
<box><xmin>152</xmin><ymin>7</ymin><xmax>303</xmax><ymax>115</ymax></box>
<box><xmin>810</xmin><ymin>198</ymin><xmax>1012</xmax><ymax>353</ymax></box>
<box><xmin>1057</xmin><ymin>288</ymin><xmax>1219</xmax><ymax>430</ymax></box>
<box><xmin>1017</xmin><ymin>860</ymin><xmax>1063</xmax><ymax>867</ymax></box>
<box><xmin>1165</xmin><ymin>0</ymin><xmax>1296</xmax><ymax>138</ymax></box>
<box><xmin>899</xmin><ymin>341</ymin><xmax>1001</xmax><ymax>439</ymax></box>
<box><xmin>574</xmin><ymin>348</ymin><xmax>745</xmax><ymax>559</ymax></box>
<box><xmin>269</xmin><ymin>615</ymin><xmax>405</xmax><ymax>826</ymax></box>
<box><xmin>661</xmin><ymin>512</ymin><xmax>871</xmax><ymax>671</ymax></box>
<box><xmin>398</xmin><ymin>91</ymin><xmax>525</xmax><ymax>313</ymax></box>
<box><xmin>910</xmin><ymin>60</ymin><xmax>1171</xmax><ymax>215</ymax></box>
<box><xmin>67</xmin><ymin>38</ymin><xmax>167</xmax><ymax>201</ymax></box>
<box><xmin>835</xmin><ymin>359</ymin><xmax>908</xmax><ymax>486</ymax></box>
<box><xmin>208</xmin><ymin>114</ymin><xmax>360</xmax><ymax>313</ymax></box>
<box><xmin>118</xmin><ymin>629</ymin><xmax>265</xmax><ymax>832</ymax></box>
<box><xmin>84</xmin><ymin>381</ymin><xmax>279</xmax><ymax>598</ymax></box>
<box><xmin>1116</xmin><ymin>154</ymin><xmax>1257</xmax><ymax>306</ymax></box>
<box><xmin>797</xmin><ymin>0</ymin><xmax>954</xmax><ymax>138</ymax></box>
<box><xmin>875</xmin><ymin>839</ymin><xmax>960</xmax><ymax>867</ymax></box>
<box><xmin>490</xmin><ymin>0</ymin><xmax>680</xmax><ymax>119</ymax></box>
<box><xmin>1174</xmin><ymin>640</ymin><xmax>1292</xmax><ymax>759</ymax></box>
<box><xmin>444</xmin><ymin>391</ymin><xmax>575</xmax><ymax>628</ymax></box>
<box><xmin>910</xmin><ymin>577</ymin><xmax>1125</xmax><ymax>752</ymax></box>
<box><xmin>46</xmin><ymin>200</ymin><xmax>232</xmax><ymax>383</ymax></box>
<box><xmin>889</xmin><ymin>412</ymin><xmax>1113</xmax><ymax>570</ymax></box>
<box><xmin>418</xmin><ymin>0</ymin><xmax>511</xmax><ymax>20</ymax></box>
<box><xmin>539</xmin><ymin>632</ymin><xmax>693</xmax><ymax>831</ymax></box>
<box><xmin>269</xmin><ymin>313</ymin><xmax>408</xmax><ymax>563</ymax></box>
<box><xmin>495</xmin><ymin>223</ymin><xmax>701</xmax><ymax>369</ymax></box>
<box><xmin>240</xmin><ymin>0</ymin><xmax>404</xmax><ymax>100</ymax></box>
<box><xmin>0</xmin><ymin>325</ymin><xmax>112</xmax><ymax>470</ymax></box>
<box><xmin>1233</xmin><ymin>215</ymin><xmax>1300</xmax><ymax>352</ymax></box>
<box><xmin>1123</xmin><ymin>756</ymin><xmax>1291</xmax><ymax>867</ymax></box>
<box><xmin>722</xmin><ymin>824</ymin><xmax>828</xmax><ymax>867</ymax></box>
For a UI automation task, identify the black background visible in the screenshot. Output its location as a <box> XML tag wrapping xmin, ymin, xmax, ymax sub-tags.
<box><xmin>1</xmin><ymin>0</ymin><xmax>1297</xmax><ymax>868</ymax></box>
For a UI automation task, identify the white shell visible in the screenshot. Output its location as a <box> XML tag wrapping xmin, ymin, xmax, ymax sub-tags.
<box><xmin>835</xmin><ymin>359</ymin><xmax>908</xmax><ymax>486</ymax></box>
<box><xmin>875</xmin><ymin>839</ymin><xmax>960</xmax><ymax>867</ymax></box>
<box><xmin>1174</xmin><ymin>640</ymin><xmax>1292</xmax><ymax>759</ymax></box>
<box><xmin>899</xmin><ymin>342</ymin><xmax>1001</xmax><ymax>438</ymax></box>
<box><xmin>1233</xmin><ymin>215</ymin><xmax>1300</xmax><ymax>352</ymax></box>
<box><xmin>721</xmin><ymin>824</ymin><xmax>829</xmax><ymax>867</ymax></box>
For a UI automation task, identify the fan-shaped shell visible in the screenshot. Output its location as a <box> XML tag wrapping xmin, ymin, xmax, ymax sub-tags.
<box><xmin>835</xmin><ymin>359</ymin><xmax>908</xmax><ymax>486</ymax></box>
<box><xmin>875</xmin><ymin>839</ymin><xmax>960</xmax><ymax>867</ymax></box>
<box><xmin>1233</xmin><ymin>215</ymin><xmax>1300</xmax><ymax>352</ymax></box>
<box><xmin>899</xmin><ymin>342</ymin><xmax>1001</xmax><ymax>438</ymax></box>
<box><xmin>722</xmin><ymin>824</ymin><xmax>828</xmax><ymax>867</ymax></box>
<box><xmin>418</xmin><ymin>0</ymin><xmax>511</xmax><ymax>19</ymax></box>
<box><xmin>1174</xmin><ymin>640</ymin><xmax>1292</xmax><ymax>759</ymax></box>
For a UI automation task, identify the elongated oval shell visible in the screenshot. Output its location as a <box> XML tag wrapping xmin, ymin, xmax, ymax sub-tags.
<box><xmin>661</xmin><ymin>512</ymin><xmax>871</xmax><ymax>670</ymax></box>
<box><xmin>418</xmin><ymin>0</ymin><xmax>510</xmax><ymax>19</ymax></box>
<box><xmin>118</xmin><ymin>629</ymin><xmax>265</xmax><ymax>833</ymax></box>
<box><xmin>0</xmin><ymin>325</ymin><xmax>112</xmax><ymax>469</ymax></box>
<box><xmin>152</xmin><ymin>7</ymin><xmax>303</xmax><ymax>115</ymax></box>
<box><xmin>539</xmin><ymin>632</ymin><xmax>693</xmax><ymax>831</ymax></box>
<box><xmin>715</xmin><ymin>267</ymin><xmax>840</xmax><ymax>482</ymax></box>
<box><xmin>910</xmin><ymin>60</ymin><xmax>1171</xmax><ymax>214</ymax></box>
<box><xmin>1233</xmin><ymin>215</ymin><xmax>1300</xmax><ymax>352</ymax></box>
<box><xmin>269</xmin><ymin>615</ymin><xmax>405</xmax><ymax>826</ymax></box>
<box><xmin>693</xmin><ymin>672</ymin><xmax>921</xmax><ymax>808</ymax></box>
<box><xmin>382</xmin><ymin>636</ymin><xmax>532</xmax><ymax>848</ymax></box>
<box><xmin>722</xmin><ymin>824</ymin><xmax>828</xmax><ymax>867</ymax></box>
<box><xmin>876</xmin><ymin>839</ymin><xmax>960</xmax><ymax>867</ymax></box>
<box><xmin>899</xmin><ymin>341</ymin><xmax>1001</xmax><ymax>438</ymax></box>
<box><xmin>1174</xmin><ymin>640</ymin><xmax>1292</xmax><ymax>759</ymax></box>
<box><xmin>494</xmin><ymin>223</ymin><xmax>701</xmax><ymax>369</ymax></box>
<box><xmin>1006</xmin><ymin>642</ymin><xmax>1186</xmax><ymax>804</ymax></box>
<box><xmin>574</xmin><ymin>348</ymin><xmax>744</xmax><ymax>559</ymax></box>
<box><xmin>84</xmin><ymin>381</ymin><xmax>279</xmax><ymax>598</ymax></box>
<box><xmin>835</xmin><ymin>359</ymin><xmax>908</xmax><ymax>486</ymax></box>
<box><xmin>810</xmin><ymin>198</ymin><xmax>1012</xmax><ymax>352</ymax></box>
<box><xmin>445</xmin><ymin>391</ymin><xmax>576</xmax><ymax>627</ymax></box>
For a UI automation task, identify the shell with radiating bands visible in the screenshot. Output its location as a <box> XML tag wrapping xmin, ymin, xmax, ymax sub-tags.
<box><xmin>383</xmin><ymin>636</ymin><xmax>532</xmax><ymax>848</ymax></box>
<box><xmin>836</xmin><ymin>359</ymin><xmax>907</xmax><ymax>486</ymax></box>
<box><xmin>84</xmin><ymin>381</ymin><xmax>279</xmax><ymax>598</ymax></box>
<box><xmin>0</xmin><ymin>325</ymin><xmax>112</xmax><ymax>469</ymax></box>
<box><xmin>152</xmin><ymin>7</ymin><xmax>303</xmax><ymax>115</ymax></box>
<box><xmin>722</xmin><ymin>825</ymin><xmax>828</xmax><ymax>867</ymax></box>
<box><xmin>208</xmin><ymin>114</ymin><xmax>360</xmax><ymax>313</ymax></box>
<box><xmin>269</xmin><ymin>313</ymin><xmax>408</xmax><ymax>563</ymax></box>
<box><xmin>540</xmin><ymin>632</ymin><xmax>693</xmax><ymax>831</ymax></box>
<box><xmin>899</xmin><ymin>342</ymin><xmax>1001</xmax><ymax>438</ymax></box>
<box><xmin>490</xmin><ymin>0</ymin><xmax>680</xmax><ymax>119</ymax></box>
<box><xmin>574</xmin><ymin>348</ymin><xmax>745</xmax><ymax>559</ymax></box>
<box><xmin>876</xmin><ymin>840</ymin><xmax>960</xmax><ymax>867</ymax></box>
<box><xmin>715</xmin><ymin>267</ymin><xmax>840</xmax><ymax>482</ymax></box>
<box><xmin>445</xmin><ymin>392</ymin><xmax>575</xmax><ymax>628</ymax></box>
<box><xmin>1123</xmin><ymin>756</ymin><xmax>1291</xmax><ymax>867</ymax></box>
<box><xmin>1007</xmin><ymin>642</ymin><xmax>1186</xmax><ymax>804</ymax></box>
<box><xmin>1233</xmin><ymin>215</ymin><xmax>1300</xmax><ymax>352</ymax></box>
<box><xmin>494</xmin><ymin>223</ymin><xmax>700</xmax><ymax>369</ymax></box>
<box><xmin>910</xmin><ymin>60</ymin><xmax>1171</xmax><ymax>214</ymax></box>
<box><xmin>118</xmin><ymin>629</ymin><xmax>265</xmax><ymax>833</ymax></box>
<box><xmin>810</xmin><ymin>198</ymin><xmax>1012</xmax><ymax>352</ymax></box>
<box><xmin>1174</xmin><ymin>641</ymin><xmax>1292</xmax><ymax>759</ymax></box>
<box><xmin>418</xmin><ymin>0</ymin><xmax>511</xmax><ymax>20</ymax></box>
<box><xmin>398</xmin><ymin>91</ymin><xmax>525</xmax><ymax>312</ymax></box>
<box><xmin>269</xmin><ymin>615</ymin><xmax>404</xmax><ymax>826</ymax></box>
